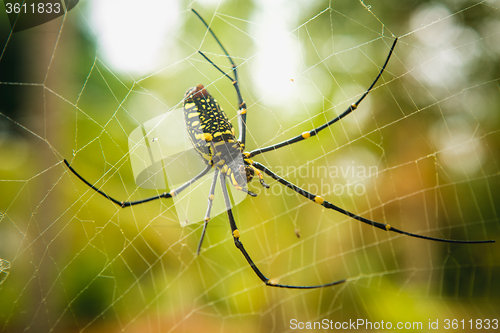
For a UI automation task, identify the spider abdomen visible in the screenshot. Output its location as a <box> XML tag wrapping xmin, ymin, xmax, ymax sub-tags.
<box><xmin>183</xmin><ymin>84</ymin><xmax>248</xmax><ymax>188</ymax></box>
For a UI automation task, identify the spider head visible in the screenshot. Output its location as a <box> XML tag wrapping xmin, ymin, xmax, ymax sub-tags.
<box><xmin>184</xmin><ymin>84</ymin><xmax>209</xmax><ymax>101</ymax></box>
<box><xmin>225</xmin><ymin>159</ymin><xmax>248</xmax><ymax>189</ymax></box>
<box><xmin>245</xmin><ymin>165</ymin><xmax>255</xmax><ymax>183</ymax></box>
<box><xmin>223</xmin><ymin>160</ymin><xmax>257</xmax><ymax>197</ymax></box>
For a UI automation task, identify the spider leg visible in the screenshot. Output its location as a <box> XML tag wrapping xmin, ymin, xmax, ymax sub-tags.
<box><xmin>197</xmin><ymin>168</ymin><xmax>220</xmax><ymax>254</ymax></box>
<box><xmin>64</xmin><ymin>159</ymin><xmax>212</xmax><ymax>208</ymax></box>
<box><xmin>192</xmin><ymin>8</ymin><xmax>248</xmax><ymax>147</ymax></box>
<box><xmin>252</xmin><ymin>161</ymin><xmax>495</xmax><ymax>244</ymax></box>
<box><xmin>247</xmin><ymin>37</ymin><xmax>398</xmax><ymax>159</ymax></box>
<box><xmin>219</xmin><ymin>172</ymin><xmax>346</xmax><ymax>289</ymax></box>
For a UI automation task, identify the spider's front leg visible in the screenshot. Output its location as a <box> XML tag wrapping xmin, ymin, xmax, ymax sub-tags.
<box><xmin>246</xmin><ymin>37</ymin><xmax>398</xmax><ymax>159</ymax></box>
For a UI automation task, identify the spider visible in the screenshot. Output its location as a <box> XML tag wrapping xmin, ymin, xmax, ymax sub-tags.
<box><xmin>64</xmin><ymin>8</ymin><xmax>494</xmax><ymax>290</ymax></box>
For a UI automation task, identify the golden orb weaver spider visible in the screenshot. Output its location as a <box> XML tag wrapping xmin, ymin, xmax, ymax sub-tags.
<box><xmin>64</xmin><ymin>8</ymin><xmax>495</xmax><ymax>290</ymax></box>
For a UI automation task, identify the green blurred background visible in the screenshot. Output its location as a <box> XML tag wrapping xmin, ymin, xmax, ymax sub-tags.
<box><xmin>0</xmin><ymin>0</ymin><xmax>499</xmax><ymax>332</ymax></box>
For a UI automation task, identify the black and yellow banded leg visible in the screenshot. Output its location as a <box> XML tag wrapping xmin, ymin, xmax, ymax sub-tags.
<box><xmin>64</xmin><ymin>159</ymin><xmax>213</xmax><ymax>208</ymax></box>
<box><xmin>247</xmin><ymin>37</ymin><xmax>398</xmax><ymax>159</ymax></box>
<box><xmin>219</xmin><ymin>172</ymin><xmax>347</xmax><ymax>289</ymax></box>
<box><xmin>252</xmin><ymin>161</ymin><xmax>495</xmax><ymax>244</ymax></box>
<box><xmin>197</xmin><ymin>169</ymin><xmax>220</xmax><ymax>254</ymax></box>
<box><xmin>191</xmin><ymin>8</ymin><xmax>249</xmax><ymax>147</ymax></box>
<box><xmin>196</xmin><ymin>50</ymin><xmax>248</xmax><ymax>147</ymax></box>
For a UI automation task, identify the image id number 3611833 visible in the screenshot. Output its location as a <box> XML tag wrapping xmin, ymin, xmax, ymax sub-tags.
<box><xmin>5</xmin><ymin>2</ymin><xmax>61</xmax><ymax>14</ymax></box>
<box><xmin>443</xmin><ymin>319</ymin><xmax>499</xmax><ymax>330</ymax></box>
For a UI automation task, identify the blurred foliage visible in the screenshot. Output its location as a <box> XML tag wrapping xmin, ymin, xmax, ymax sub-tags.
<box><xmin>0</xmin><ymin>0</ymin><xmax>499</xmax><ymax>332</ymax></box>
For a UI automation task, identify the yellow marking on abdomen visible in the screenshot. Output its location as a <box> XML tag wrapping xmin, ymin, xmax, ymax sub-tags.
<box><xmin>214</xmin><ymin>141</ymin><xmax>228</xmax><ymax>147</ymax></box>
<box><xmin>188</xmin><ymin>112</ymin><xmax>199</xmax><ymax>118</ymax></box>
<box><xmin>195</xmin><ymin>133</ymin><xmax>213</xmax><ymax>141</ymax></box>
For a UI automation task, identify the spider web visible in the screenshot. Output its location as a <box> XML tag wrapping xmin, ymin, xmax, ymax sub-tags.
<box><xmin>1</xmin><ymin>0</ymin><xmax>499</xmax><ymax>332</ymax></box>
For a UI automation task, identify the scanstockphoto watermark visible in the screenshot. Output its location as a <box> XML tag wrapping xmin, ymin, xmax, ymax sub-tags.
<box><xmin>253</xmin><ymin>163</ymin><xmax>379</xmax><ymax>197</ymax></box>
<box><xmin>289</xmin><ymin>318</ymin><xmax>499</xmax><ymax>330</ymax></box>
<box><xmin>290</xmin><ymin>318</ymin><xmax>423</xmax><ymax>330</ymax></box>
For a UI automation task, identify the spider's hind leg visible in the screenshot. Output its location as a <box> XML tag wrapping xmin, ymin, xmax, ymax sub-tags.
<box><xmin>197</xmin><ymin>169</ymin><xmax>220</xmax><ymax>254</ymax></box>
<box><xmin>219</xmin><ymin>172</ymin><xmax>346</xmax><ymax>289</ymax></box>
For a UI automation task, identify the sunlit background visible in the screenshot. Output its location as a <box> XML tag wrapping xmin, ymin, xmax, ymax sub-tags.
<box><xmin>1</xmin><ymin>0</ymin><xmax>499</xmax><ymax>332</ymax></box>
